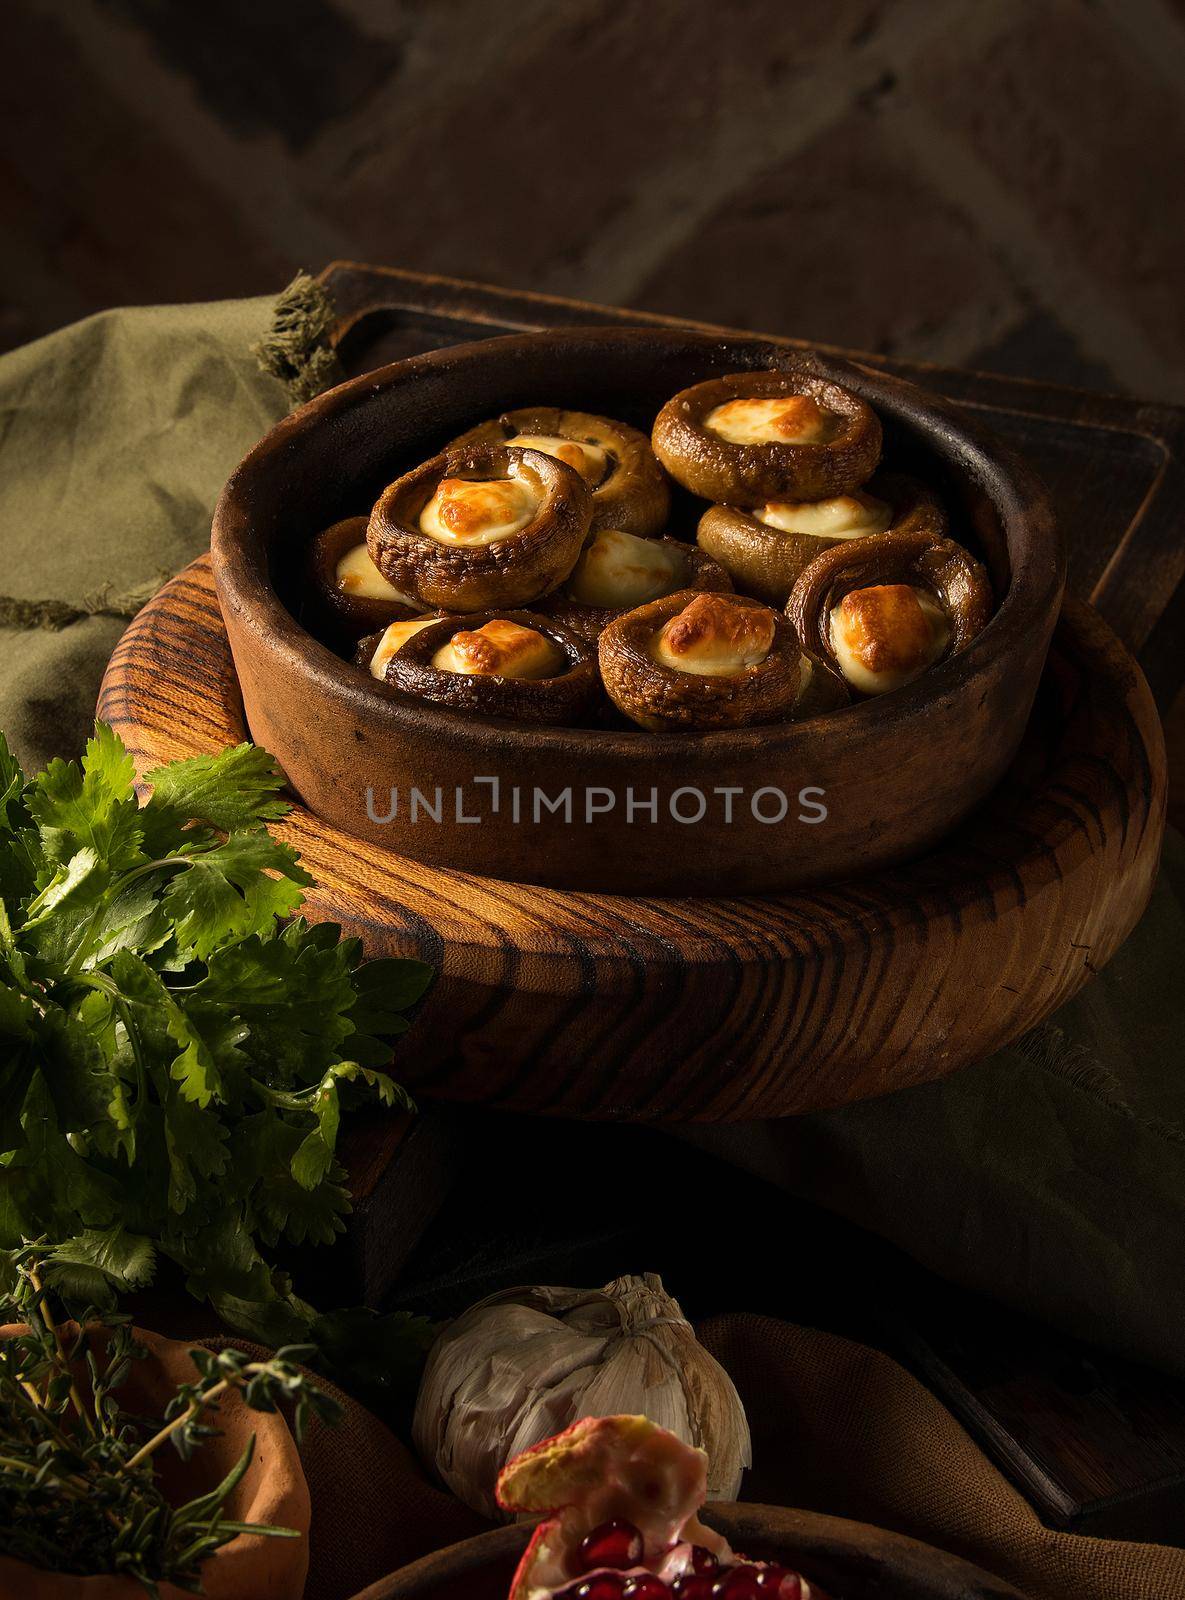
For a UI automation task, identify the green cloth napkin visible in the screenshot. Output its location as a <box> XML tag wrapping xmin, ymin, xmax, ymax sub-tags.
<box><xmin>1</xmin><ymin>288</ymin><xmax>1180</xmax><ymax>1379</ymax></box>
<box><xmin>0</xmin><ymin>294</ymin><xmax>286</xmax><ymax>771</ymax></box>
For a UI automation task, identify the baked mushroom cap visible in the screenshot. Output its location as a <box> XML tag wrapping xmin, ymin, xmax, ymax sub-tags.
<box><xmin>305</xmin><ymin>516</ymin><xmax>422</xmax><ymax>640</ymax></box>
<box><xmin>696</xmin><ymin>471</ymin><xmax>946</xmax><ymax>606</ymax></box>
<box><xmin>542</xmin><ymin>530</ymin><xmax>733</xmax><ymax>640</ymax></box>
<box><xmin>599</xmin><ymin>590</ymin><xmax>802</xmax><ymax>732</ymax></box>
<box><xmin>380</xmin><ymin>609</ymin><xmax>599</xmax><ymax>725</ymax></box>
<box><xmin>447</xmin><ymin>406</ymin><xmax>670</xmax><ymax>536</ymax></box>
<box><xmin>786</xmin><ymin>527</ymin><xmax>993</xmax><ymax>698</ymax></box>
<box><xmin>367</xmin><ymin>443</ymin><xmax>592</xmax><ymax>613</ymax></box>
<box><xmin>653</xmin><ymin>370</ymin><xmax>882</xmax><ymax>505</ymax></box>
<box><xmin>353</xmin><ymin>615</ymin><xmax>449</xmax><ymax>680</ymax></box>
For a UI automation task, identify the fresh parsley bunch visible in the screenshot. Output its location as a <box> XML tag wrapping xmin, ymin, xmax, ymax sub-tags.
<box><xmin>0</xmin><ymin>724</ymin><xmax>432</xmax><ymax>1351</ymax></box>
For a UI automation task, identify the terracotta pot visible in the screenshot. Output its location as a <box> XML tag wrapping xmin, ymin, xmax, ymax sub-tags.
<box><xmin>349</xmin><ymin>1505</ymin><xmax>1028</xmax><ymax>1599</ymax></box>
<box><xmin>211</xmin><ymin>329</ymin><xmax>1064</xmax><ymax>895</ymax></box>
<box><xmin>0</xmin><ymin>1324</ymin><xmax>310</xmax><ymax>1600</ymax></box>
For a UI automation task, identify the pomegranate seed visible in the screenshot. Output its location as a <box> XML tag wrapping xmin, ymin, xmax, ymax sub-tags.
<box><xmin>753</xmin><ymin>1571</ymin><xmax>802</xmax><ymax>1598</ymax></box>
<box><xmin>578</xmin><ymin>1522</ymin><xmax>645</xmax><ymax>1572</ymax></box>
<box><xmin>571</xmin><ymin>1579</ymin><xmax>628</xmax><ymax>1600</ymax></box>
<box><xmin>671</xmin><ymin>1579</ymin><xmax>715</xmax><ymax>1599</ymax></box>
<box><xmin>624</xmin><ymin>1580</ymin><xmax>670</xmax><ymax>1599</ymax></box>
<box><xmin>712</xmin><ymin>1570</ymin><xmax>763</xmax><ymax>1599</ymax></box>
<box><xmin>690</xmin><ymin>1548</ymin><xmax>719</xmax><ymax>1574</ymax></box>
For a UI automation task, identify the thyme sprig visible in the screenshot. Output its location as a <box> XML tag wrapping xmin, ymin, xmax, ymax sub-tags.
<box><xmin>0</xmin><ymin>1241</ymin><xmax>340</xmax><ymax>1596</ymax></box>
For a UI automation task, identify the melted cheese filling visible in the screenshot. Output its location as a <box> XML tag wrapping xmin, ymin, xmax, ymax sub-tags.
<box><xmin>566</xmin><ymin>529</ymin><xmax>681</xmax><ymax>608</ymax></box>
<box><xmin>510</xmin><ymin>433</ymin><xmax>608</xmax><ymax>487</ymax></box>
<box><xmin>829</xmin><ymin>584</ymin><xmax>950</xmax><ymax>695</ymax></box>
<box><xmin>705</xmin><ymin>394</ymin><xmax>835</xmax><ymax>447</ymax></box>
<box><xmin>335</xmin><ymin>542</ymin><xmax>417</xmax><ymax>604</ymax></box>
<box><xmin>652</xmin><ymin>594</ymin><xmax>775</xmax><ymax>678</ymax></box>
<box><xmin>368</xmin><ymin>617</ymin><xmax>439</xmax><ymax>680</ymax></box>
<box><xmin>419</xmin><ymin>474</ymin><xmax>541</xmax><ymax>546</ymax></box>
<box><xmin>431</xmin><ymin>618</ymin><xmax>563</xmax><ymax>680</ymax></box>
<box><xmin>756</xmin><ymin>492</ymin><xmax>891</xmax><ymax>540</ymax></box>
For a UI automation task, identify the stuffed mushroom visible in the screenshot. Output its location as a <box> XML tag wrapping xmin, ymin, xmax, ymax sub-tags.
<box><xmin>542</xmin><ymin>528</ymin><xmax>733</xmax><ymax>640</ymax></box>
<box><xmin>367</xmin><ymin>443</ymin><xmax>592</xmax><ymax>613</ymax></box>
<box><xmin>447</xmin><ymin>406</ymin><xmax>669</xmax><ymax>536</ymax></box>
<box><xmin>786</xmin><ymin>527</ymin><xmax>993</xmax><ymax>698</ymax></box>
<box><xmin>377</xmin><ymin>610</ymin><xmax>599</xmax><ymax>725</ymax></box>
<box><xmin>598</xmin><ymin>590</ymin><xmax>803</xmax><ymax>732</ymax></box>
<box><xmin>306</xmin><ymin>516</ymin><xmax>423</xmax><ymax>642</ymax></box>
<box><xmin>652</xmin><ymin>370</ymin><xmax>882</xmax><ymax>505</ymax></box>
<box><xmin>696</xmin><ymin>472</ymin><xmax>946</xmax><ymax>606</ymax></box>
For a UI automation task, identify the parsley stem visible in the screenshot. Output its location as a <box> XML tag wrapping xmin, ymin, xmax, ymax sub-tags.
<box><xmin>119</xmin><ymin>854</ymin><xmax>198</xmax><ymax>885</ymax></box>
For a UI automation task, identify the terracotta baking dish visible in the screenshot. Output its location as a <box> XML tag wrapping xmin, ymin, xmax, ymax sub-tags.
<box><xmin>350</xmin><ymin>1507</ymin><xmax>1027</xmax><ymax>1599</ymax></box>
<box><xmin>211</xmin><ymin>329</ymin><xmax>1063</xmax><ymax>895</ymax></box>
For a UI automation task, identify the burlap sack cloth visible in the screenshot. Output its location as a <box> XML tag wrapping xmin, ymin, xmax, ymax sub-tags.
<box><xmin>2</xmin><ymin>291</ymin><xmax>1183</xmax><ymax>1599</ymax></box>
<box><xmin>263</xmin><ymin>1313</ymin><xmax>1185</xmax><ymax>1600</ymax></box>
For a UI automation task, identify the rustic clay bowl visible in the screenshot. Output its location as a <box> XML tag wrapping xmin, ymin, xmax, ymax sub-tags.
<box><xmin>0</xmin><ymin>1324</ymin><xmax>309</xmax><ymax>1600</ymax></box>
<box><xmin>211</xmin><ymin>330</ymin><xmax>1062</xmax><ymax>895</ymax></box>
<box><xmin>349</xmin><ymin>1506</ymin><xmax>1028</xmax><ymax>1599</ymax></box>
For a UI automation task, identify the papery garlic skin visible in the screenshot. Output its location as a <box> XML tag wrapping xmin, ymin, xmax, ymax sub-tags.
<box><xmin>412</xmin><ymin>1274</ymin><xmax>751</xmax><ymax>1520</ymax></box>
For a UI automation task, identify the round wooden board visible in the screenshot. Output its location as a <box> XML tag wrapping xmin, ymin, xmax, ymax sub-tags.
<box><xmin>98</xmin><ymin>556</ymin><xmax>1166</xmax><ymax>1122</ymax></box>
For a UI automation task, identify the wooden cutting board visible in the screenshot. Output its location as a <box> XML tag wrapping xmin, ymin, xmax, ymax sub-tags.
<box><xmin>98</xmin><ymin>564</ymin><xmax>1165</xmax><ymax>1121</ymax></box>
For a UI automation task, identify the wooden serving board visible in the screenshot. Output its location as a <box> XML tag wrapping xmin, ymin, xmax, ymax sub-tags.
<box><xmin>98</xmin><ymin>558</ymin><xmax>1165</xmax><ymax>1121</ymax></box>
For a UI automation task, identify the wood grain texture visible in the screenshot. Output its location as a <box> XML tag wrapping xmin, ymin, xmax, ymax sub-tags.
<box><xmin>350</xmin><ymin>1507</ymin><xmax>1028</xmax><ymax>1600</ymax></box>
<box><xmin>322</xmin><ymin>260</ymin><xmax>1185</xmax><ymax>709</ymax></box>
<box><xmin>893</xmin><ymin>1290</ymin><xmax>1185</xmax><ymax>1544</ymax></box>
<box><xmin>98</xmin><ymin>556</ymin><xmax>1165</xmax><ymax>1122</ymax></box>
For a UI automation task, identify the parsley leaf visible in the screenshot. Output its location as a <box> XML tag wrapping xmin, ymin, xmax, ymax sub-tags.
<box><xmin>161</xmin><ymin>830</ymin><xmax>311</xmax><ymax>961</ymax></box>
<box><xmin>27</xmin><ymin>722</ymin><xmax>143</xmax><ymax>875</ymax></box>
<box><xmin>142</xmin><ymin>743</ymin><xmax>292</xmax><ymax>837</ymax></box>
<box><xmin>42</xmin><ymin>1225</ymin><xmax>156</xmax><ymax>1305</ymax></box>
<box><xmin>0</xmin><ymin>723</ymin><xmax>432</xmax><ymax>1371</ymax></box>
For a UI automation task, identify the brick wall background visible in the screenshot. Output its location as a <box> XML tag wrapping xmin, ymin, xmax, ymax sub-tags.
<box><xmin>3</xmin><ymin>0</ymin><xmax>1184</xmax><ymax>400</ymax></box>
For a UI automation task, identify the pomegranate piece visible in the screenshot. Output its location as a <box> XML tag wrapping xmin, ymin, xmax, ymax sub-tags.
<box><xmin>496</xmin><ymin>1415</ymin><xmax>826</xmax><ymax>1600</ymax></box>
<box><xmin>579</xmin><ymin>1521</ymin><xmax>645</xmax><ymax>1572</ymax></box>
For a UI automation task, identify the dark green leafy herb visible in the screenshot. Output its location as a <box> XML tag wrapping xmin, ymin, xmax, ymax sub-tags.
<box><xmin>0</xmin><ymin>1241</ymin><xmax>340</xmax><ymax>1597</ymax></box>
<box><xmin>0</xmin><ymin>724</ymin><xmax>433</xmax><ymax>1363</ymax></box>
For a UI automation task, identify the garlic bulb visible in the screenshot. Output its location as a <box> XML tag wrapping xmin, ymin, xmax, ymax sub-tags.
<box><xmin>412</xmin><ymin>1273</ymin><xmax>751</xmax><ymax>1519</ymax></box>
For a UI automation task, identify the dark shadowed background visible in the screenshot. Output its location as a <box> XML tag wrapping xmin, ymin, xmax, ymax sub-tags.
<box><xmin>4</xmin><ymin>0</ymin><xmax>1185</xmax><ymax>404</ymax></box>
